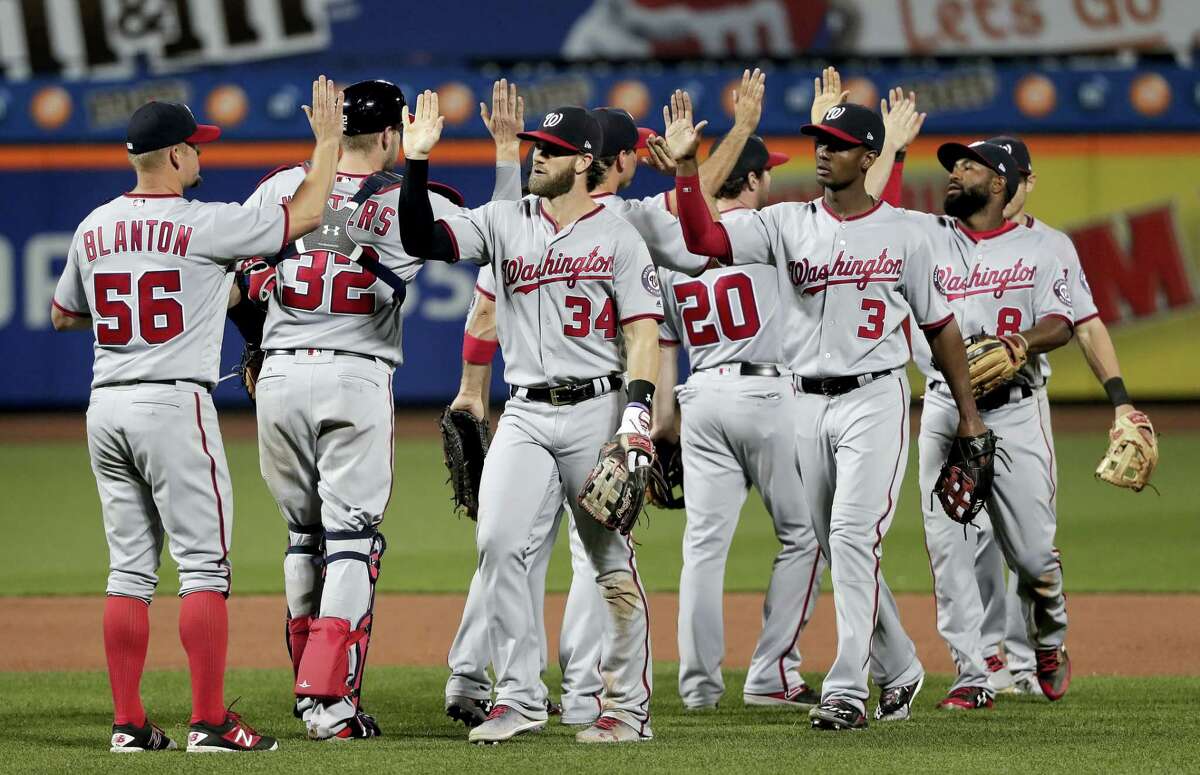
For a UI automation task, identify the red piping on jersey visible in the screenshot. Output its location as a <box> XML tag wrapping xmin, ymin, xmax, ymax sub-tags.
<box><xmin>474</xmin><ymin>283</ymin><xmax>495</xmax><ymax>301</ymax></box>
<box><xmin>335</xmin><ymin>170</ymin><xmax>371</xmax><ymax>179</ymax></box>
<box><xmin>957</xmin><ymin>220</ymin><xmax>1019</xmax><ymax>243</ymax></box>
<box><xmin>538</xmin><ymin>200</ymin><xmax>559</xmax><ymax>231</ymax></box>
<box><xmin>718</xmin><ymin>205</ymin><xmax>748</xmax><ymax>214</ymax></box>
<box><xmin>52</xmin><ymin>299</ymin><xmax>89</xmax><ymax>318</ymax></box>
<box><xmin>919</xmin><ymin>313</ymin><xmax>955</xmax><ymax>332</ymax></box>
<box><xmin>278</xmin><ymin>203</ymin><xmax>291</xmax><ymax>252</ymax></box>
<box><xmin>778</xmin><ymin>545</ymin><xmax>822</xmax><ymax>694</ymax></box>
<box><xmin>1039</xmin><ymin>312</ymin><xmax>1075</xmax><ymax>330</ymax></box>
<box><xmin>1024</xmin><ymin>215</ymin><xmax>1036</xmax><ymax>228</ymax></box>
<box><xmin>820</xmin><ymin>198</ymin><xmax>882</xmax><ymax>222</ymax></box>
<box><xmin>619</xmin><ymin>313</ymin><xmax>664</xmax><ymax>325</ymax></box>
<box><xmin>866</xmin><ymin>379</ymin><xmax>908</xmax><ymax>672</ymax></box>
<box><xmin>1074</xmin><ymin>312</ymin><xmax>1099</xmax><ymax>326</ymax></box>
<box><xmin>623</xmin><ymin>535</ymin><xmax>653</xmax><ymax>734</ymax></box>
<box><xmin>1034</xmin><ymin>391</ymin><xmax>1057</xmax><ymax>504</ymax></box>
<box><xmin>193</xmin><ymin>393</ymin><xmax>228</xmax><ymax>563</ymax></box>
<box><xmin>658</xmin><ymin>337</ymin><xmax>680</xmax><ymax>346</ymax></box>
<box><xmin>254</xmin><ymin>163</ymin><xmax>303</xmax><ymax>189</ymax></box>
<box><xmin>438</xmin><ymin>220</ymin><xmax>461</xmax><ymax>262</ymax></box>
<box><xmin>122</xmin><ymin>192</ymin><xmax>182</xmax><ymax>199</ymax></box>
<box><xmin>801</xmin><ymin>276</ymin><xmax>902</xmax><ymax>295</ymax></box>
<box><xmin>381</xmin><ymin>371</ymin><xmax>396</xmax><ymax>518</ymax></box>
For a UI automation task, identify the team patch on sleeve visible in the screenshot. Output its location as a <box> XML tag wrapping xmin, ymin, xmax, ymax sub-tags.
<box><xmin>641</xmin><ymin>264</ymin><xmax>661</xmax><ymax>295</ymax></box>
<box><xmin>1054</xmin><ymin>276</ymin><xmax>1072</xmax><ymax>306</ymax></box>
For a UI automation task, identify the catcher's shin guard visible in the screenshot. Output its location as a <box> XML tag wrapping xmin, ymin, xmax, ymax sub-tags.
<box><xmin>283</xmin><ymin>527</ymin><xmax>325</xmax><ymax>677</ymax></box>
<box><xmin>295</xmin><ymin>529</ymin><xmax>385</xmax><ymax>703</ymax></box>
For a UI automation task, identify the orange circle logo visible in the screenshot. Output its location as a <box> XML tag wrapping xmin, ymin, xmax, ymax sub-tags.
<box><xmin>437</xmin><ymin>82</ymin><xmax>475</xmax><ymax>126</ymax></box>
<box><xmin>206</xmin><ymin>84</ymin><xmax>248</xmax><ymax>127</ymax></box>
<box><xmin>608</xmin><ymin>81</ymin><xmax>651</xmax><ymax>119</ymax></box>
<box><xmin>1015</xmin><ymin>74</ymin><xmax>1056</xmax><ymax>118</ymax></box>
<box><xmin>844</xmin><ymin>77</ymin><xmax>878</xmax><ymax>108</ymax></box>
<box><xmin>1130</xmin><ymin>72</ymin><xmax>1171</xmax><ymax>117</ymax></box>
<box><xmin>31</xmin><ymin>86</ymin><xmax>72</xmax><ymax>131</ymax></box>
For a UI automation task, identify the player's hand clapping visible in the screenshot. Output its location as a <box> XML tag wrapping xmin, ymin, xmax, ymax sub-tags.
<box><xmin>480</xmin><ymin>79</ymin><xmax>524</xmax><ymax>161</ymax></box>
<box><xmin>663</xmin><ymin>90</ymin><xmax>708</xmax><ymax>163</ymax></box>
<box><xmin>732</xmin><ymin>68</ymin><xmax>767</xmax><ymax>132</ymax></box>
<box><xmin>811</xmin><ymin>66</ymin><xmax>848</xmax><ymax>124</ymax></box>
<box><xmin>302</xmin><ymin>75</ymin><xmax>344</xmax><ymax>146</ymax></box>
<box><xmin>881</xmin><ymin>87</ymin><xmax>926</xmax><ymax>152</ymax></box>
<box><xmin>403</xmin><ymin>90</ymin><xmax>445</xmax><ymax>161</ymax></box>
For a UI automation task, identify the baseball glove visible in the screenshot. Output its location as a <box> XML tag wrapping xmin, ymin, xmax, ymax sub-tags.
<box><xmin>439</xmin><ymin>408</ymin><xmax>491</xmax><ymax>520</ymax></box>
<box><xmin>1096</xmin><ymin>411</ymin><xmax>1158</xmax><ymax>492</ymax></box>
<box><xmin>934</xmin><ymin>430</ymin><xmax>999</xmax><ymax>525</ymax></box>
<box><xmin>578</xmin><ymin>434</ymin><xmax>654</xmax><ymax>535</ymax></box>
<box><xmin>238</xmin><ymin>343</ymin><xmax>265</xmax><ymax>402</ymax></box>
<box><xmin>966</xmin><ymin>334</ymin><xmax>1028</xmax><ymax>399</ymax></box>
<box><xmin>646</xmin><ymin>438</ymin><xmax>684</xmax><ymax>509</ymax></box>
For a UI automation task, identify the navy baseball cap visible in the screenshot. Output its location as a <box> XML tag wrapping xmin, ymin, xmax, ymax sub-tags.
<box><xmin>126</xmin><ymin>101</ymin><xmax>220</xmax><ymax>154</ymax></box>
<box><xmin>986</xmin><ymin>135</ymin><xmax>1032</xmax><ymax>174</ymax></box>
<box><xmin>937</xmin><ymin>141</ymin><xmax>1020</xmax><ymax>201</ymax></box>
<box><xmin>519</xmin><ymin>106</ymin><xmax>602</xmax><ymax>156</ymax></box>
<box><xmin>589</xmin><ymin>108</ymin><xmax>653</xmax><ymax>157</ymax></box>
<box><xmin>801</xmin><ymin>103</ymin><xmax>885</xmax><ymax>153</ymax></box>
<box><xmin>709</xmin><ymin>134</ymin><xmax>790</xmax><ymax>178</ymax></box>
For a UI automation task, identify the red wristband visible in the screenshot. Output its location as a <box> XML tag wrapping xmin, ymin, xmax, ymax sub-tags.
<box><xmin>462</xmin><ymin>333</ymin><xmax>498</xmax><ymax>364</ymax></box>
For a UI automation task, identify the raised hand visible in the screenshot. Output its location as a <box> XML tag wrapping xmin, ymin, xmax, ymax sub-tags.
<box><xmin>732</xmin><ymin>68</ymin><xmax>766</xmax><ymax>131</ymax></box>
<box><xmin>662</xmin><ymin>89</ymin><xmax>709</xmax><ymax>162</ymax></box>
<box><xmin>880</xmin><ymin>87</ymin><xmax>926</xmax><ymax>151</ymax></box>
<box><xmin>302</xmin><ymin>75</ymin><xmax>344</xmax><ymax>145</ymax></box>
<box><xmin>480</xmin><ymin>78</ymin><xmax>524</xmax><ymax>150</ymax></box>
<box><xmin>810</xmin><ymin>65</ymin><xmax>848</xmax><ymax>124</ymax></box>
<box><xmin>640</xmin><ymin>134</ymin><xmax>677</xmax><ymax>174</ymax></box>
<box><xmin>402</xmin><ymin>90</ymin><xmax>444</xmax><ymax>161</ymax></box>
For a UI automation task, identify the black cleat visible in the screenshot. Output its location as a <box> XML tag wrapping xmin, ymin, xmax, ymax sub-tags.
<box><xmin>809</xmin><ymin>699</ymin><xmax>867</xmax><ymax>730</ymax></box>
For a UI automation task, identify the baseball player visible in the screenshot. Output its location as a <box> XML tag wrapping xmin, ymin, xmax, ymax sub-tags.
<box><xmin>669</xmin><ymin>101</ymin><xmax>989</xmax><ymax>731</ymax></box>
<box><xmin>974</xmin><ymin>136</ymin><xmax>1149</xmax><ymax>695</ymax></box>
<box><xmin>397</xmin><ymin>93</ymin><xmax>662</xmax><ymax>744</ymax></box>
<box><xmin>49</xmin><ymin>78</ymin><xmax>343</xmax><ymax>752</ymax></box>
<box><xmin>652</xmin><ymin>134</ymin><xmax>829</xmax><ymax>711</ymax></box>
<box><xmin>445</xmin><ymin>267</ymin><xmax>607</xmax><ymax>728</ymax></box>
<box><xmin>241</xmin><ymin>79</ymin><xmax>525</xmax><ymax>740</ymax></box>
<box><xmin>907</xmin><ymin>140</ymin><xmax>1075</xmax><ymax>709</ymax></box>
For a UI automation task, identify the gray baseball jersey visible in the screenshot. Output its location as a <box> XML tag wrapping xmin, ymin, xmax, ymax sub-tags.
<box><xmin>591</xmin><ymin>192</ymin><xmax>710</xmax><ymax>275</ymax></box>
<box><xmin>1025</xmin><ymin>214</ymin><xmax>1098</xmax><ymax>378</ymax></box>
<box><xmin>910</xmin><ymin>217</ymin><xmax>1073</xmax><ymax>387</ymax></box>
<box><xmin>657</xmin><ymin>208</ymin><xmax>784</xmax><ymax>370</ymax></box>
<box><xmin>440</xmin><ymin>195</ymin><xmax>663</xmax><ymax>387</ymax></box>
<box><xmin>53</xmin><ymin>193</ymin><xmax>288</xmax><ymax>386</ymax></box>
<box><xmin>246</xmin><ymin>168</ymin><xmax>464</xmax><ymax>364</ymax></box>
<box><xmin>721</xmin><ymin>199</ymin><xmax>953</xmax><ymax>378</ymax></box>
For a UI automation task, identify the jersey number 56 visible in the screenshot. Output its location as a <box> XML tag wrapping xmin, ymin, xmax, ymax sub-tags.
<box><xmin>93</xmin><ymin>271</ymin><xmax>184</xmax><ymax>346</ymax></box>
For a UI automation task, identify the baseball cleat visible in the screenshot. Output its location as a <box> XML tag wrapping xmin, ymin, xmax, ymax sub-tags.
<box><xmin>467</xmin><ymin>704</ymin><xmax>544</xmax><ymax>744</ymax></box>
<box><xmin>874</xmin><ymin>674</ymin><xmax>924</xmax><ymax>721</ymax></box>
<box><xmin>937</xmin><ymin>686</ymin><xmax>995</xmax><ymax>711</ymax></box>
<box><xmin>575</xmin><ymin>715</ymin><xmax>652</xmax><ymax>743</ymax></box>
<box><xmin>682</xmin><ymin>702</ymin><xmax>719</xmax><ymax>713</ymax></box>
<box><xmin>545</xmin><ymin>699</ymin><xmax>563</xmax><ymax>717</ymax></box>
<box><xmin>110</xmin><ymin>720</ymin><xmax>177</xmax><ymax>752</ymax></box>
<box><xmin>1035</xmin><ymin>646</ymin><xmax>1071</xmax><ymax>701</ymax></box>
<box><xmin>1005</xmin><ymin>671</ymin><xmax>1044</xmax><ymax>696</ymax></box>
<box><xmin>293</xmin><ymin>696</ymin><xmax>315</xmax><ymax>720</ymax></box>
<box><xmin>445</xmin><ymin>695</ymin><xmax>491</xmax><ymax>728</ymax></box>
<box><xmin>308</xmin><ymin>710</ymin><xmax>381</xmax><ymax>741</ymax></box>
<box><xmin>809</xmin><ymin>699</ymin><xmax>867</xmax><ymax>731</ymax></box>
<box><xmin>744</xmin><ymin>683</ymin><xmax>820</xmax><ymax>710</ymax></box>
<box><xmin>186</xmin><ymin>711</ymin><xmax>278</xmax><ymax>752</ymax></box>
<box><xmin>984</xmin><ymin>654</ymin><xmax>1015</xmax><ymax>693</ymax></box>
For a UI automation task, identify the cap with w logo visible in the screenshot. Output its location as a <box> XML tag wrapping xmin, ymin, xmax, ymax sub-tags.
<box><xmin>800</xmin><ymin>103</ymin><xmax>885</xmax><ymax>153</ymax></box>
<box><xmin>517</xmin><ymin>106</ymin><xmax>603</xmax><ymax>155</ymax></box>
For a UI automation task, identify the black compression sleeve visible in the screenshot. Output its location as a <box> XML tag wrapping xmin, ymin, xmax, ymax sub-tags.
<box><xmin>226</xmin><ymin>285</ymin><xmax>265</xmax><ymax>346</ymax></box>
<box><xmin>399</xmin><ymin>158</ymin><xmax>457</xmax><ymax>262</ymax></box>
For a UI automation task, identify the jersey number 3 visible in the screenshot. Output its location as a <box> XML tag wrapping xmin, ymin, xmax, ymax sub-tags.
<box><xmin>94</xmin><ymin>270</ymin><xmax>185</xmax><ymax>346</ymax></box>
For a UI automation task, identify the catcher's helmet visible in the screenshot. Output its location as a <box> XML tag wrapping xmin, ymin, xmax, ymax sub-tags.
<box><xmin>343</xmin><ymin>79</ymin><xmax>406</xmax><ymax>136</ymax></box>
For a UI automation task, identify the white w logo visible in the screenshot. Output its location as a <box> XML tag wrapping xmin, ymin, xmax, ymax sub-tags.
<box><xmin>543</xmin><ymin>112</ymin><xmax>564</xmax><ymax>127</ymax></box>
<box><xmin>824</xmin><ymin>106</ymin><xmax>846</xmax><ymax>121</ymax></box>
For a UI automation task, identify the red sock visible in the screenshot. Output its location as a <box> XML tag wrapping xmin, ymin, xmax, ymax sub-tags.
<box><xmin>179</xmin><ymin>591</ymin><xmax>228</xmax><ymax>725</ymax></box>
<box><xmin>103</xmin><ymin>595</ymin><xmax>150</xmax><ymax>727</ymax></box>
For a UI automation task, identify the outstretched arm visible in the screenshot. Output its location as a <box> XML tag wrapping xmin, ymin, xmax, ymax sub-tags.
<box><xmin>481</xmin><ymin>79</ymin><xmax>524</xmax><ymax>200</ymax></box>
<box><xmin>1075</xmin><ymin>317</ymin><xmax>1135</xmax><ymax>418</ymax></box>
<box><xmin>397</xmin><ymin>91</ymin><xmax>458</xmax><ymax>262</ymax></box>
<box><xmin>867</xmin><ymin>87</ymin><xmax>925</xmax><ymax>204</ymax></box>
<box><xmin>286</xmin><ymin>76</ymin><xmax>344</xmax><ymax>239</ymax></box>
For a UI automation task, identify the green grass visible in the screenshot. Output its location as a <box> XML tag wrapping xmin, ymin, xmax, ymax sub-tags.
<box><xmin>1</xmin><ymin>666</ymin><xmax>1197</xmax><ymax>773</ymax></box>
<box><xmin>3</xmin><ymin>427</ymin><xmax>1198</xmax><ymax>596</ymax></box>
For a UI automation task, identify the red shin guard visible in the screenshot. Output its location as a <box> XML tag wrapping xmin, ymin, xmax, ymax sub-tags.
<box><xmin>103</xmin><ymin>595</ymin><xmax>150</xmax><ymax>727</ymax></box>
<box><xmin>294</xmin><ymin>617</ymin><xmax>371</xmax><ymax>699</ymax></box>
<box><xmin>286</xmin><ymin>615</ymin><xmax>313</xmax><ymax>678</ymax></box>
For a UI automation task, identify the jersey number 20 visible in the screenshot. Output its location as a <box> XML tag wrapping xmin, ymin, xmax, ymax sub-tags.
<box><xmin>673</xmin><ymin>273</ymin><xmax>761</xmax><ymax>346</ymax></box>
<box><xmin>93</xmin><ymin>270</ymin><xmax>184</xmax><ymax>346</ymax></box>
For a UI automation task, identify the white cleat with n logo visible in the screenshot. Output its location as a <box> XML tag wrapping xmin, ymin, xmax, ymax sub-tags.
<box><xmin>186</xmin><ymin>711</ymin><xmax>279</xmax><ymax>752</ymax></box>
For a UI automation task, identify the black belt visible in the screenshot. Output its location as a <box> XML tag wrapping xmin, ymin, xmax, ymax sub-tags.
<box><xmin>94</xmin><ymin>379</ymin><xmax>213</xmax><ymax>393</ymax></box>
<box><xmin>706</xmin><ymin>362</ymin><xmax>782</xmax><ymax>377</ymax></box>
<box><xmin>510</xmin><ymin>376</ymin><xmax>623</xmax><ymax>406</ymax></box>
<box><xmin>266</xmin><ymin>348</ymin><xmax>387</xmax><ymax>365</ymax></box>
<box><xmin>797</xmin><ymin>369</ymin><xmax>893</xmax><ymax>397</ymax></box>
<box><xmin>929</xmin><ymin>380</ymin><xmax>1034</xmax><ymax>411</ymax></box>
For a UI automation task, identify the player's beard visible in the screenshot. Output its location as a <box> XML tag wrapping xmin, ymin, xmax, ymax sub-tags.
<box><xmin>529</xmin><ymin>163</ymin><xmax>575</xmax><ymax>198</ymax></box>
<box><xmin>944</xmin><ymin>182</ymin><xmax>988</xmax><ymax>219</ymax></box>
